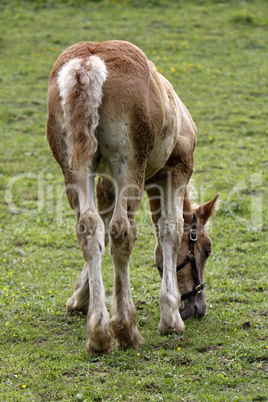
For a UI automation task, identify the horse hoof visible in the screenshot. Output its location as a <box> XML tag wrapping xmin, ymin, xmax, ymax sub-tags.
<box><xmin>66</xmin><ymin>296</ymin><xmax>76</xmax><ymax>311</ymax></box>
<box><xmin>86</xmin><ymin>340</ymin><xmax>113</xmax><ymax>355</ymax></box>
<box><xmin>157</xmin><ymin>324</ymin><xmax>185</xmax><ymax>335</ymax></box>
<box><xmin>66</xmin><ymin>296</ymin><xmax>88</xmax><ymax>314</ymax></box>
<box><xmin>117</xmin><ymin>330</ymin><xmax>144</xmax><ymax>351</ymax></box>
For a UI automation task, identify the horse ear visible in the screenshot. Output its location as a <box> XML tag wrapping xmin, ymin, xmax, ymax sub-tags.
<box><xmin>195</xmin><ymin>193</ymin><xmax>220</xmax><ymax>226</ymax></box>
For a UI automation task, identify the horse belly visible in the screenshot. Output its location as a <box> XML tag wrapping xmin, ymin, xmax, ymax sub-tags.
<box><xmin>96</xmin><ymin>117</ymin><xmax>137</xmax><ymax>179</ymax></box>
<box><xmin>145</xmin><ymin>123</ymin><xmax>180</xmax><ymax>180</ymax></box>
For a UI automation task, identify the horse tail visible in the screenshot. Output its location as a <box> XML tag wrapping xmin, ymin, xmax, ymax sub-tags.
<box><xmin>57</xmin><ymin>55</ymin><xmax>107</xmax><ymax>171</ymax></box>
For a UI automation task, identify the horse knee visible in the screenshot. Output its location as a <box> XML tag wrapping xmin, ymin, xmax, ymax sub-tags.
<box><xmin>158</xmin><ymin>215</ymin><xmax>184</xmax><ymax>246</ymax></box>
<box><xmin>77</xmin><ymin>212</ymin><xmax>104</xmax><ymax>259</ymax></box>
<box><xmin>109</xmin><ymin>217</ymin><xmax>137</xmax><ymax>253</ymax></box>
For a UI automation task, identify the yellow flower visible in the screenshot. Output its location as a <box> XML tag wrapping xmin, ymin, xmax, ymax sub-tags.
<box><xmin>41</xmin><ymin>296</ymin><xmax>44</xmax><ymax>299</ymax></box>
<box><xmin>171</xmin><ymin>67</ymin><xmax>176</xmax><ymax>73</ymax></box>
<box><xmin>257</xmin><ymin>364</ymin><xmax>262</xmax><ymax>369</ymax></box>
<box><xmin>3</xmin><ymin>259</ymin><xmax>6</xmax><ymax>262</ymax></box>
<box><xmin>4</xmin><ymin>288</ymin><xmax>7</xmax><ymax>291</ymax></box>
<box><xmin>209</xmin><ymin>136</ymin><xmax>213</xmax><ymax>140</ymax></box>
<box><xmin>22</xmin><ymin>385</ymin><xmax>26</xmax><ymax>389</ymax></box>
<box><xmin>177</xmin><ymin>347</ymin><xmax>181</xmax><ymax>351</ymax></box>
<box><xmin>137</xmin><ymin>353</ymin><xmax>140</xmax><ymax>356</ymax></box>
<box><xmin>244</xmin><ymin>354</ymin><xmax>247</xmax><ymax>356</ymax></box>
<box><xmin>22</xmin><ymin>260</ymin><xmax>25</xmax><ymax>263</ymax></box>
<box><xmin>49</xmin><ymin>290</ymin><xmax>52</xmax><ymax>294</ymax></box>
<box><xmin>22</xmin><ymin>287</ymin><xmax>25</xmax><ymax>290</ymax></box>
<box><xmin>20</xmin><ymin>282</ymin><xmax>23</xmax><ymax>285</ymax></box>
<box><xmin>12</xmin><ymin>298</ymin><xmax>15</xmax><ymax>303</ymax></box>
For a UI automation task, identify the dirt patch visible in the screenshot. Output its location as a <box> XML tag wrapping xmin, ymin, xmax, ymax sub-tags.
<box><xmin>198</xmin><ymin>345</ymin><xmax>223</xmax><ymax>353</ymax></box>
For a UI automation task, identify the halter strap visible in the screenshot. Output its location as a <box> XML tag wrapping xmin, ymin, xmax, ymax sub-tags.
<box><xmin>156</xmin><ymin>213</ymin><xmax>205</xmax><ymax>301</ymax></box>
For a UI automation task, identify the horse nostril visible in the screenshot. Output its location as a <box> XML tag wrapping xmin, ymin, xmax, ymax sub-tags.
<box><xmin>194</xmin><ymin>304</ymin><xmax>207</xmax><ymax>318</ymax></box>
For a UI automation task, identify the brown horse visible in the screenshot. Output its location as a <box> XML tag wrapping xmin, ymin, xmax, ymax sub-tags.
<box><xmin>47</xmin><ymin>40</ymin><xmax>219</xmax><ymax>354</ymax></box>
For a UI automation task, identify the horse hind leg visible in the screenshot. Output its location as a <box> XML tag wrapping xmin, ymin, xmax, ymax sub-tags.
<box><xmin>66</xmin><ymin>172</ymin><xmax>112</xmax><ymax>354</ymax></box>
<box><xmin>109</xmin><ymin>179</ymin><xmax>144</xmax><ymax>350</ymax></box>
<box><xmin>57</xmin><ymin>168</ymin><xmax>88</xmax><ymax>315</ymax></box>
<box><xmin>66</xmin><ymin>177</ymin><xmax>115</xmax><ymax>315</ymax></box>
<box><xmin>46</xmin><ymin>117</ymin><xmax>90</xmax><ymax>315</ymax></box>
<box><xmin>81</xmin><ymin>178</ymin><xmax>113</xmax><ymax>354</ymax></box>
<box><xmin>47</xmin><ymin>121</ymin><xmax>111</xmax><ymax>352</ymax></box>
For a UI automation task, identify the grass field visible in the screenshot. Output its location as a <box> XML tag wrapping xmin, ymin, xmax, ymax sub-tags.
<box><xmin>0</xmin><ymin>0</ymin><xmax>267</xmax><ymax>400</ymax></box>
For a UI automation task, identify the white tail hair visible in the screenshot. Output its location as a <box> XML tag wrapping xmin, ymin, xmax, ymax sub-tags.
<box><xmin>57</xmin><ymin>55</ymin><xmax>107</xmax><ymax>171</ymax></box>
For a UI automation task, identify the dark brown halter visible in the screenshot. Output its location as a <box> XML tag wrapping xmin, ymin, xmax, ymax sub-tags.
<box><xmin>157</xmin><ymin>213</ymin><xmax>205</xmax><ymax>301</ymax></box>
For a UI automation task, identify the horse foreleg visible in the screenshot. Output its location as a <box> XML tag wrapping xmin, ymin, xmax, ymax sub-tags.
<box><xmin>66</xmin><ymin>263</ymin><xmax>89</xmax><ymax>314</ymax></box>
<box><xmin>154</xmin><ymin>173</ymin><xmax>186</xmax><ymax>334</ymax></box>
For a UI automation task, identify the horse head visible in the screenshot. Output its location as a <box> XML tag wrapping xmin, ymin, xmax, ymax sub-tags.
<box><xmin>177</xmin><ymin>193</ymin><xmax>220</xmax><ymax>319</ymax></box>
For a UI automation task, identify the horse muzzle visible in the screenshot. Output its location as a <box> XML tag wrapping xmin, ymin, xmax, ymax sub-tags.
<box><xmin>179</xmin><ymin>292</ymin><xmax>207</xmax><ymax>320</ymax></box>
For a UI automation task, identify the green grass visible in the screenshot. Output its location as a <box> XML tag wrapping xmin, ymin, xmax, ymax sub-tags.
<box><xmin>0</xmin><ymin>0</ymin><xmax>267</xmax><ymax>400</ymax></box>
